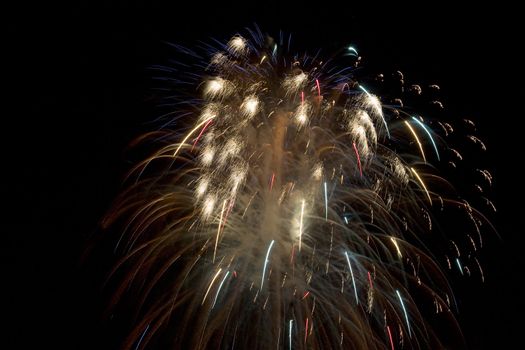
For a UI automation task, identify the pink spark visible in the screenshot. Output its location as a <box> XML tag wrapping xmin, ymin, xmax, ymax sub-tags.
<box><xmin>269</xmin><ymin>172</ymin><xmax>276</xmax><ymax>191</ymax></box>
<box><xmin>315</xmin><ymin>79</ymin><xmax>321</xmax><ymax>97</ymax></box>
<box><xmin>352</xmin><ymin>142</ymin><xmax>363</xmax><ymax>177</ymax></box>
<box><xmin>387</xmin><ymin>326</ymin><xmax>395</xmax><ymax>350</ymax></box>
<box><xmin>305</xmin><ymin>318</ymin><xmax>309</xmax><ymax>344</ymax></box>
<box><xmin>191</xmin><ymin>119</ymin><xmax>213</xmax><ymax>151</ymax></box>
<box><xmin>367</xmin><ymin>271</ymin><xmax>373</xmax><ymax>289</ymax></box>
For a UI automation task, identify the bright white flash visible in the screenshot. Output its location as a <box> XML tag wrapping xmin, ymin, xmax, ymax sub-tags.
<box><xmin>196</xmin><ymin>178</ymin><xmax>209</xmax><ymax>198</ymax></box>
<box><xmin>202</xmin><ymin>195</ymin><xmax>216</xmax><ymax>220</ymax></box>
<box><xmin>228</xmin><ymin>36</ymin><xmax>248</xmax><ymax>55</ymax></box>
<box><xmin>207</xmin><ymin>79</ymin><xmax>223</xmax><ymax>93</ymax></box>
<box><xmin>200</xmin><ymin>146</ymin><xmax>215</xmax><ymax>166</ymax></box>
<box><xmin>242</xmin><ymin>96</ymin><xmax>259</xmax><ymax>118</ymax></box>
<box><xmin>205</xmin><ymin>78</ymin><xmax>232</xmax><ymax>99</ymax></box>
<box><xmin>295</xmin><ymin>103</ymin><xmax>310</xmax><ymax>126</ymax></box>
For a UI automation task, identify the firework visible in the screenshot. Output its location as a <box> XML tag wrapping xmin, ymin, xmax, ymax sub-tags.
<box><xmin>101</xmin><ymin>28</ymin><xmax>495</xmax><ymax>349</ymax></box>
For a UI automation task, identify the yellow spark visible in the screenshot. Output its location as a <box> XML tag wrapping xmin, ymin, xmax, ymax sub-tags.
<box><xmin>404</xmin><ymin>121</ymin><xmax>427</xmax><ymax>163</ymax></box>
<box><xmin>411</xmin><ymin>167</ymin><xmax>432</xmax><ymax>205</ymax></box>
<box><xmin>242</xmin><ymin>191</ymin><xmax>258</xmax><ymax>218</ymax></box>
<box><xmin>173</xmin><ymin>115</ymin><xmax>216</xmax><ymax>157</ymax></box>
<box><xmin>198</xmin><ymin>104</ymin><xmax>218</xmax><ymax>122</ymax></box>
<box><xmin>202</xmin><ymin>268</ymin><xmax>223</xmax><ymax>305</ymax></box>
<box><xmin>390</xmin><ymin>237</ymin><xmax>402</xmax><ymax>258</ymax></box>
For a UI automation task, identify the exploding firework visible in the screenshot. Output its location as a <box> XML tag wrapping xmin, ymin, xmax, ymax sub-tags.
<box><xmin>100</xmin><ymin>28</ymin><xmax>495</xmax><ymax>349</ymax></box>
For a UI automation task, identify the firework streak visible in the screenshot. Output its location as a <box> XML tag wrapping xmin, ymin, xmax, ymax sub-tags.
<box><xmin>103</xmin><ymin>29</ymin><xmax>495</xmax><ymax>349</ymax></box>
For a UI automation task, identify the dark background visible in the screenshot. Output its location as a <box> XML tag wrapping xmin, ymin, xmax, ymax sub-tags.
<box><xmin>4</xmin><ymin>3</ymin><xmax>524</xmax><ymax>349</ymax></box>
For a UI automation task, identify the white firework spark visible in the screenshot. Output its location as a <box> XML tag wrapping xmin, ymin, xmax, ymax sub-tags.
<box><xmin>102</xmin><ymin>29</ymin><xmax>494</xmax><ymax>350</ymax></box>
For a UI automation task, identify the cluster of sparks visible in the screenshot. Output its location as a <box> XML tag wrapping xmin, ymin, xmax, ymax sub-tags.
<box><xmin>105</xmin><ymin>29</ymin><xmax>495</xmax><ymax>349</ymax></box>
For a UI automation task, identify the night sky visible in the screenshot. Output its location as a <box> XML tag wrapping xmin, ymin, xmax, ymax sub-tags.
<box><xmin>5</xmin><ymin>4</ymin><xmax>524</xmax><ymax>349</ymax></box>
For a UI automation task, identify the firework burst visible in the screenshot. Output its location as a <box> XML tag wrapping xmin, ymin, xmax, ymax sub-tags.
<box><xmin>101</xmin><ymin>28</ymin><xmax>495</xmax><ymax>349</ymax></box>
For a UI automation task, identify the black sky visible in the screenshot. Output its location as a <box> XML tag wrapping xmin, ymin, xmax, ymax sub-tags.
<box><xmin>4</xmin><ymin>3</ymin><xmax>524</xmax><ymax>349</ymax></box>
